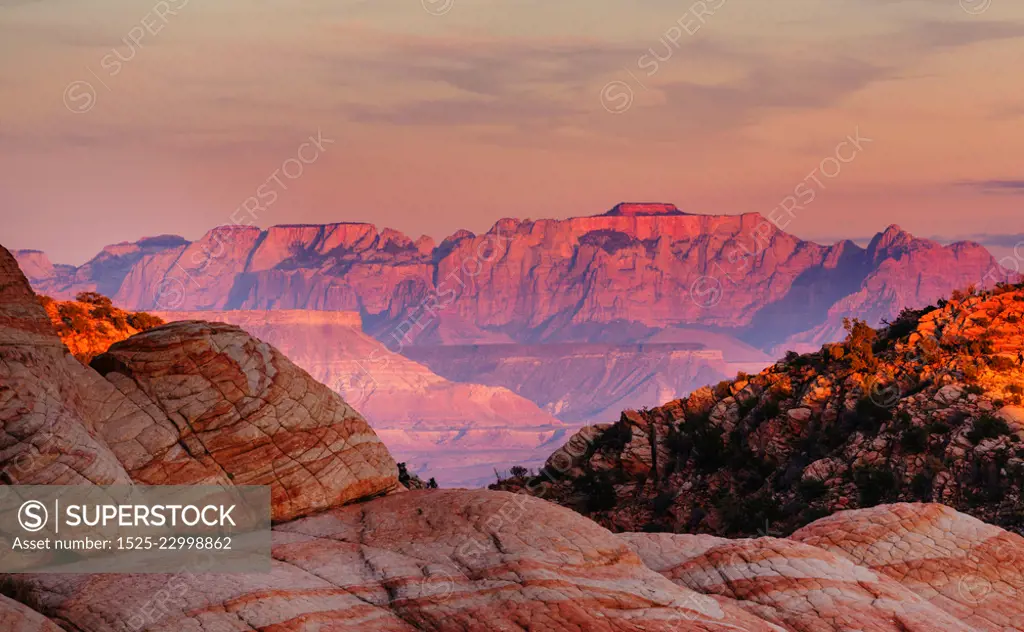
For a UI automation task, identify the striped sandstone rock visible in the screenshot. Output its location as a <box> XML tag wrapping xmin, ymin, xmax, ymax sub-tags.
<box><xmin>792</xmin><ymin>503</ymin><xmax>1024</xmax><ymax>631</ymax></box>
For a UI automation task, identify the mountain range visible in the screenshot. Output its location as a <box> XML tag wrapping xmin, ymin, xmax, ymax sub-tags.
<box><xmin>14</xmin><ymin>204</ymin><xmax>1016</xmax><ymax>483</ymax></box>
<box><xmin>3</xmin><ymin>242</ymin><xmax>1024</xmax><ymax>631</ymax></box>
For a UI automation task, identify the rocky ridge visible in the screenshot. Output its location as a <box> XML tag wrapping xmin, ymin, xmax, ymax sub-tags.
<box><xmin>15</xmin><ymin>210</ymin><xmax>1008</xmax><ymax>353</ymax></box>
<box><xmin>16</xmin><ymin>209</ymin><xmax>1009</xmax><ymax>428</ymax></box>
<box><xmin>3</xmin><ymin>243</ymin><xmax>1024</xmax><ymax>630</ymax></box>
<box><xmin>495</xmin><ymin>283</ymin><xmax>1024</xmax><ymax>537</ymax></box>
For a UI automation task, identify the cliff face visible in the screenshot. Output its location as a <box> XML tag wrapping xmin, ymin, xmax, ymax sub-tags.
<box><xmin>495</xmin><ymin>283</ymin><xmax>1024</xmax><ymax>538</ymax></box>
<box><xmin>153</xmin><ymin>309</ymin><xmax>565</xmax><ymax>487</ymax></box>
<box><xmin>405</xmin><ymin>340</ymin><xmax>766</xmax><ymax>423</ymax></box>
<box><xmin>16</xmin><ymin>210</ymin><xmax>1010</xmax><ymax>353</ymax></box>
<box><xmin>3</xmin><ymin>243</ymin><xmax>1024</xmax><ymax>631</ymax></box>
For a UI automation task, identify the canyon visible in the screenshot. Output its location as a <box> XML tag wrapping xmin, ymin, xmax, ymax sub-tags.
<box><xmin>14</xmin><ymin>205</ymin><xmax>1015</xmax><ymax>488</ymax></box>
<box><xmin>152</xmin><ymin>309</ymin><xmax>569</xmax><ymax>488</ymax></box>
<box><xmin>2</xmin><ymin>243</ymin><xmax>1024</xmax><ymax>630</ymax></box>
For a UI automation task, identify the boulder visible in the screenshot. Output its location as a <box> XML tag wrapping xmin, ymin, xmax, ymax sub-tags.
<box><xmin>792</xmin><ymin>503</ymin><xmax>1024</xmax><ymax>631</ymax></box>
<box><xmin>92</xmin><ymin>321</ymin><xmax>400</xmax><ymax>522</ymax></box>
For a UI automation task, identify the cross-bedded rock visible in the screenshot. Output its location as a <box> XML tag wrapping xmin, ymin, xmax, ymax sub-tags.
<box><xmin>0</xmin><ymin>595</ymin><xmax>63</xmax><ymax>632</ymax></box>
<box><xmin>10</xmin><ymin>490</ymin><xmax>783</xmax><ymax>632</ymax></box>
<box><xmin>792</xmin><ymin>503</ymin><xmax>1024</xmax><ymax>631</ymax></box>
<box><xmin>0</xmin><ymin>246</ymin><xmax>133</xmax><ymax>487</ymax></box>
<box><xmin>91</xmin><ymin>320</ymin><xmax>400</xmax><ymax>522</ymax></box>
<box><xmin>620</xmin><ymin>531</ymin><xmax>979</xmax><ymax>631</ymax></box>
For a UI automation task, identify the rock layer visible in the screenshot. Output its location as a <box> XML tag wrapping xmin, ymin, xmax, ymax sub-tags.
<box><xmin>792</xmin><ymin>503</ymin><xmax>1024</xmax><ymax>631</ymax></box>
<box><xmin>620</xmin><ymin>532</ymin><xmax>978</xmax><ymax>631</ymax></box>
<box><xmin>93</xmin><ymin>321</ymin><xmax>400</xmax><ymax>521</ymax></box>
<box><xmin>16</xmin><ymin>212</ymin><xmax>1009</xmax><ymax>353</ymax></box>
<box><xmin>4</xmin><ymin>244</ymin><xmax>1024</xmax><ymax>631</ymax></box>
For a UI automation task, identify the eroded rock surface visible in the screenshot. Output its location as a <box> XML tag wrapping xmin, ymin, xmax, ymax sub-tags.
<box><xmin>0</xmin><ymin>246</ymin><xmax>133</xmax><ymax>486</ymax></box>
<box><xmin>0</xmin><ymin>595</ymin><xmax>63</xmax><ymax>632</ymax></box>
<box><xmin>792</xmin><ymin>503</ymin><xmax>1024</xmax><ymax>631</ymax></box>
<box><xmin>92</xmin><ymin>321</ymin><xmax>400</xmax><ymax>522</ymax></box>
<box><xmin>621</xmin><ymin>531</ymin><xmax>978</xmax><ymax>631</ymax></box>
<box><xmin>12</xmin><ymin>490</ymin><xmax>782</xmax><ymax>632</ymax></box>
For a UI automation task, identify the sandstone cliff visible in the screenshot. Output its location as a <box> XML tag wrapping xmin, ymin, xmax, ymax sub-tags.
<box><xmin>2</xmin><ymin>244</ymin><xmax>1024</xmax><ymax>630</ymax></box>
<box><xmin>17</xmin><ymin>210</ymin><xmax>1009</xmax><ymax>353</ymax></box>
<box><xmin>495</xmin><ymin>283</ymin><xmax>1024</xmax><ymax>537</ymax></box>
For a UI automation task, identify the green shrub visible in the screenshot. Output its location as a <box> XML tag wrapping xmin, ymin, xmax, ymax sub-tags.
<box><xmin>910</xmin><ymin>472</ymin><xmax>934</xmax><ymax>500</ymax></box>
<box><xmin>843</xmin><ymin>318</ymin><xmax>878</xmax><ymax>372</ymax></box>
<box><xmin>575</xmin><ymin>472</ymin><xmax>618</xmax><ymax>513</ymax></box>
<box><xmin>75</xmin><ymin>291</ymin><xmax>112</xmax><ymax>306</ymax></box>
<box><xmin>990</xmin><ymin>355</ymin><xmax>1017</xmax><ymax>371</ymax></box>
<box><xmin>594</xmin><ymin>422</ymin><xmax>632</xmax><ymax>453</ymax></box>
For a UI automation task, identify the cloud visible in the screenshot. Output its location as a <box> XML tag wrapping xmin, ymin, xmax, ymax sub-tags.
<box><xmin>955</xmin><ymin>180</ymin><xmax>1024</xmax><ymax>195</ymax></box>
<box><xmin>658</xmin><ymin>56</ymin><xmax>886</xmax><ymax>130</ymax></box>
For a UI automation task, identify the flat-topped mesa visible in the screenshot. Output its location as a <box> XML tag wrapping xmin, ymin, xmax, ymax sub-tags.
<box><xmin>157</xmin><ymin>309</ymin><xmax>365</xmax><ymax>329</ymax></box>
<box><xmin>603</xmin><ymin>202</ymin><xmax>687</xmax><ymax>216</ymax></box>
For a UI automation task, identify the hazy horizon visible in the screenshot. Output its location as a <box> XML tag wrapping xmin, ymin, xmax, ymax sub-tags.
<box><xmin>3</xmin><ymin>0</ymin><xmax>1024</xmax><ymax>262</ymax></box>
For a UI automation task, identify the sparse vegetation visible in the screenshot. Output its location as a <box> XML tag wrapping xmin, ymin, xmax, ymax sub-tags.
<box><xmin>853</xmin><ymin>465</ymin><xmax>897</xmax><ymax>506</ymax></box>
<box><xmin>967</xmin><ymin>415</ymin><xmax>1012</xmax><ymax>445</ymax></box>
<box><xmin>843</xmin><ymin>318</ymin><xmax>878</xmax><ymax>372</ymax></box>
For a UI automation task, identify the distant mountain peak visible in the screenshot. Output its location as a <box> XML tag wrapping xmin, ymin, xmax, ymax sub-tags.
<box><xmin>865</xmin><ymin>223</ymin><xmax>918</xmax><ymax>254</ymax></box>
<box><xmin>602</xmin><ymin>202</ymin><xmax>686</xmax><ymax>217</ymax></box>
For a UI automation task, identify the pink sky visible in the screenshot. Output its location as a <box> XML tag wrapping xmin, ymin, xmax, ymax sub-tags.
<box><xmin>1</xmin><ymin>0</ymin><xmax>1023</xmax><ymax>263</ymax></box>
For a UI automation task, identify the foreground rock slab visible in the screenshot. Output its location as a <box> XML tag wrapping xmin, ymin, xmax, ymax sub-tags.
<box><xmin>13</xmin><ymin>490</ymin><xmax>782</xmax><ymax>632</ymax></box>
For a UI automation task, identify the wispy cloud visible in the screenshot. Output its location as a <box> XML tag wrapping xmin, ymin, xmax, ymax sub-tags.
<box><xmin>955</xmin><ymin>180</ymin><xmax>1024</xmax><ymax>195</ymax></box>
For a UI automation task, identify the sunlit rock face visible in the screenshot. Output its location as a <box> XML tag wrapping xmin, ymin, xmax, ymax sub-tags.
<box><xmin>4</xmin><ymin>244</ymin><xmax>1024</xmax><ymax>631</ymax></box>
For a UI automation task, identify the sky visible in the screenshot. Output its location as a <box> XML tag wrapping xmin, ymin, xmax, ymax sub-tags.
<box><xmin>1</xmin><ymin>0</ymin><xmax>1023</xmax><ymax>264</ymax></box>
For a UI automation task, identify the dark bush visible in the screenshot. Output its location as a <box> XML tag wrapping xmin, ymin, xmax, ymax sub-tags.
<box><xmin>797</xmin><ymin>478</ymin><xmax>828</xmax><ymax>500</ymax></box>
<box><xmin>910</xmin><ymin>472</ymin><xmax>934</xmax><ymax>501</ymax></box>
<box><xmin>594</xmin><ymin>422</ymin><xmax>632</xmax><ymax>453</ymax></box>
<box><xmin>967</xmin><ymin>415</ymin><xmax>1012</xmax><ymax>445</ymax></box>
<box><xmin>575</xmin><ymin>472</ymin><xmax>618</xmax><ymax>513</ymax></box>
<box><xmin>75</xmin><ymin>291</ymin><xmax>112</xmax><ymax>306</ymax></box>
<box><xmin>854</xmin><ymin>465</ymin><xmax>897</xmax><ymax>506</ymax></box>
<box><xmin>127</xmin><ymin>311</ymin><xmax>164</xmax><ymax>331</ymax></box>
<box><xmin>900</xmin><ymin>426</ymin><xmax>929</xmax><ymax>453</ymax></box>
<box><xmin>990</xmin><ymin>355</ymin><xmax>1017</xmax><ymax>371</ymax></box>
